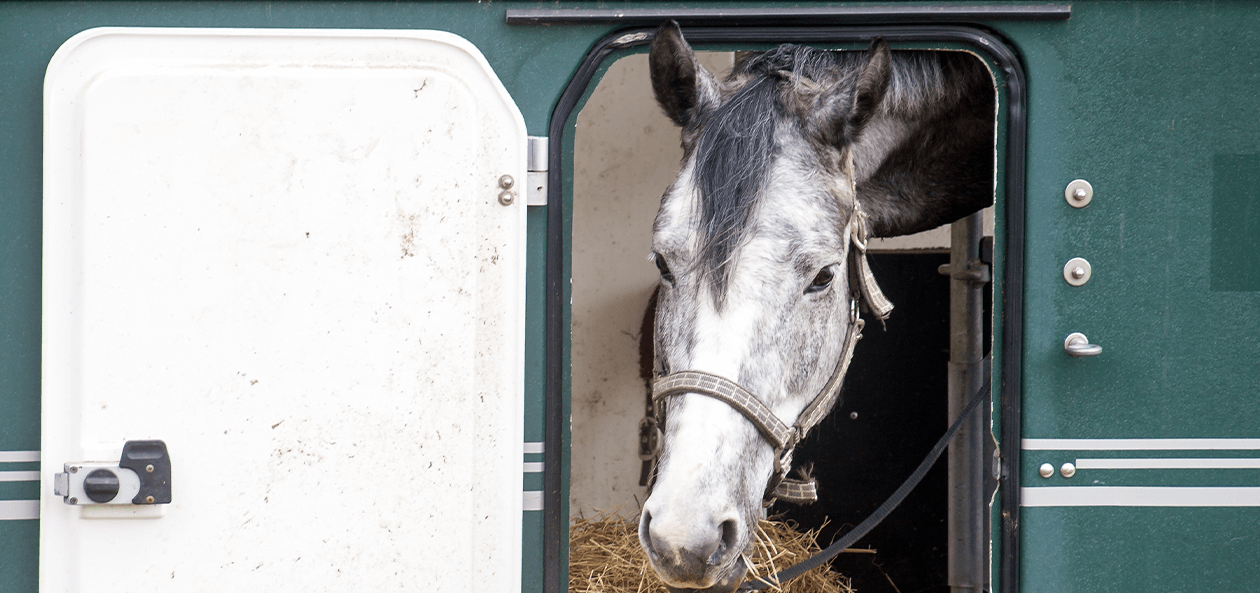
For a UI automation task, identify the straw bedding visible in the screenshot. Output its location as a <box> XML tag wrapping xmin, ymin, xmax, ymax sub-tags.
<box><xmin>569</xmin><ymin>510</ymin><xmax>855</xmax><ymax>593</ymax></box>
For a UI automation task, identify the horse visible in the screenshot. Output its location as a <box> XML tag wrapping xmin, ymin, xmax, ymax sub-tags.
<box><xmin>637</xmin><ymin>23</ymin><xmax>995</xmax><ymax>592</ymax></box>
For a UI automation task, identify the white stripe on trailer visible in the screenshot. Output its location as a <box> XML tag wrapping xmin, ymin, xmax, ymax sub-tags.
<box><xmin>0</xmin><ymin>451</ymin><xmax>40</xmax><ymax>462</ymax></box>
<box><xmin>1022</xmin><ymin>486</ymin><xmax>1260</xmax><ymax>507</ymax></box>
<box><xmin>0</xmin><ymin>500</ymin><xmax>39</xmax><ymax>520</ymax></box>
<box><xmin>1075</xmin><ymin>458</ymin><xmax>1260</xmax><ymax>469</ymax></box>
<box><xmin>523</xmin><ymin>462</ymin><xmax>544</xmax><ymax>473</ymax></box>
<box><xmin>523</xmin><ymin>491</ymin><xmax>544</xmax><ymax>511</ymax></box>
<box><xmin>0</xmin><ymin>471</ymin><xmax>39</xmax><ymax>482</ymax></box>
<box><xmin>523</xmin><ymin>442</ymin><xmax>545</xmax><ymax>454</ymax></box>
<box><xmin>1023</xmin><ymin>438</ymin><xmax>1260</xmax><ymax>450</ymax></box>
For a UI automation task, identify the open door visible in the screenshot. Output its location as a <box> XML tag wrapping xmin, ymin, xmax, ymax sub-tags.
<box><xmin>41</xmin><ymin>28</ymin><xmax>526</xmax><ymax>592</ymax></box>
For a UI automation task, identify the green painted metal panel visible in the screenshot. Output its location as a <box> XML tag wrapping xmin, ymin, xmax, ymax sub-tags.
<box><xmin>1209</xmin><ymin>154</ymin><xmax>1260</xmax><ymax>292</ymax></box>
<box><xmin>1023</xmin><ymin>508</ymin><xmax>1260</xmax><ymax>593</ymax></box>
<box><xmin>1009</xmin><ymin>1</ymin><xmax>1260</xmax><ymax>439</ymax></box>
<box><xmin>1005</xmin><ymin>1</ymin><xmax>1260</xmax><ymax>591</ymax></box>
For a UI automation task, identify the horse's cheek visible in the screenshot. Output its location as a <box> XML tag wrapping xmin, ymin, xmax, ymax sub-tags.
<box><xmin>789</xmin><ymin>298</ymin><xmax>842</xmax><ymax>390</ymax></box>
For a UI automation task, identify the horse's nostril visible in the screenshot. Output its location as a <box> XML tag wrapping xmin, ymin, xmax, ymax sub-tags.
<box><xmin>713</xmin><ymin>519</ymin><xmax>740</xmax><ymax>563</ymax></box>
<box><xmin>639</xmin><ymin>511</ymin><xmax>658</xmax><ymax>557</ymax></box>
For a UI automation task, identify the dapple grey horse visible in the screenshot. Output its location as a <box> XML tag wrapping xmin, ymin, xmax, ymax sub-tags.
<box><xmin>639</xmin><ymin>22</ymin><xmax>994</xmax><ymax>592</ymax></box>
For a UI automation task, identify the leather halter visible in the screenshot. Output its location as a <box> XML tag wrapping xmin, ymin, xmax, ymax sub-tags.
<box><xmin>651</xmin><ymin>198</ymin><xmax>893</xmax><ymax>504</ymax></box>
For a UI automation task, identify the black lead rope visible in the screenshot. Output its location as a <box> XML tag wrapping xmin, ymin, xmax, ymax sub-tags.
<box><xmin>740</xmin><ymin>357</ymin><xmax>993</xmax><ymax>591</ymax></box>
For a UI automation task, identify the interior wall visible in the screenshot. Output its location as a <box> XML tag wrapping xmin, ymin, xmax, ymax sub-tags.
<box><xmin>568</xmin><ymin>52</ymin><xmax>994</xmax><ymax>519</ymax></box>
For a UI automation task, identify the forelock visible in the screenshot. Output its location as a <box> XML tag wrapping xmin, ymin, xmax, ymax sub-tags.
<box><xmin>691</xmin><ymin>75</ymin><xmax>780</xmax><ymax>299</ymax></box>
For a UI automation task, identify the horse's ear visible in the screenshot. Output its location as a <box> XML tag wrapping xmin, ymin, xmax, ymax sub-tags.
<box><xmin>848</xmin><ymin>38</ymin><xmax>892</xmax><ymax>139</ymax></box>
<box><xmin>807</xmin><ymin>38</ymin><xmax>892</xmax><ymax>147</ymax></box>
<box><xmin>649</xmin><ymin>21</ymin><xmax>721</xmax><ymax>127</ymax></box>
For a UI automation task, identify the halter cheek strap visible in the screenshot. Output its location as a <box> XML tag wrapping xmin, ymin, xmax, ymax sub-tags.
<box><xmin>650</xmin><ymin>202</ymin><xmax>892</xmax><ymax>505</ymax></box>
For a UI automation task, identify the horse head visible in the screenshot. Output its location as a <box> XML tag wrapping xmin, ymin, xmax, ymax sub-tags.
<box><xmin>638</xmin><ymin>22</ymin><xmax>993</xmax><ymax>592</ymax></box>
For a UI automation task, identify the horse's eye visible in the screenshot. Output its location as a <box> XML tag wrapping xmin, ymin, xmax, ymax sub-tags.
<box><xmin>654</xmin><ymin>253</ymin><xmax>675</xmax><ymax>283</ymax></box>
<box><xmin>805</xmin><ymin>266</ymin><xmax>835</xmax><ymax>294</ymax></box>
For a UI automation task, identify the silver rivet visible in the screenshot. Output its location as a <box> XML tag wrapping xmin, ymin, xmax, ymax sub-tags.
<box><xmin>1039</xmin><ymin>463</ymin><xmax>1054</xmax><ymax>478</ymax></box>
<box><xmin>1060</xmin><ymin>462</ymin><xmax>1076</xmax><ymax>478</ymax></box>
<box><xmin>1065</xmin><ymin>179</ymin><xmax>1093</xmax><ymax>208</ymax></box>
<box><xmin>146</xmin><ymin>495</ymin><xmax>155</xmax><ymax>504</ymax></box>
<box><xmin>849</xmin><ymin>411</ymin><xmax>859</xmax><ymax>420</ymax></box>
<box><xmin>1063</xmin><ymin>257</ymin><xmax>1092</xmax><ymax>286</ymax></box>
<box><xmin>146</xmin><ymin>464</ymin><xmax>155</xmax><ymax>473</ymax></box>
<box><xmin>498</xmin><ymin>190</ymin><xmax>516</xmax><ymax>206</ymax></box>
<box><xmin>498</xmin><ymin>174</ymin><xmax>515</xmax><ymax>190</ymax></box>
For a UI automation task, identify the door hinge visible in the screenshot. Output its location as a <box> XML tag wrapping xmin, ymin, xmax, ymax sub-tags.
<box><xmin>527</xmin><ymin>136</ymin><xmax>548</xmax><ymax>207</ymax></box>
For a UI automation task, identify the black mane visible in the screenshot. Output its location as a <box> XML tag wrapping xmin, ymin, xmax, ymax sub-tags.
<box><xmin>692</xmin><ymin>75</ymin><xmax>779</xmax><ymax>296</ymax></box>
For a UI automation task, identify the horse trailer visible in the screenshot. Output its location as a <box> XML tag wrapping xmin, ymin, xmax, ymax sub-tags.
<box><xmin>0</xmin><ymin>3</ymin><xmax>1256</xmax><ymax>593</ymax></box>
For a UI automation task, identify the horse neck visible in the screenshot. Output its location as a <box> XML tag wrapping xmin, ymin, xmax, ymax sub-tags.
<box><xmin>852</xmin><ymin>53</ymin><xmax>995</xmax><ymax>237</ymax></box>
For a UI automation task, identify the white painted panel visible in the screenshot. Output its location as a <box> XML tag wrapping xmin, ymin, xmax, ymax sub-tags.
<box><xmin>1022</xmin><ymin>438</ymin><xmax>1260</xmax><ymax>450</ymax></box>
<box><xmin>1075</xmin><ymin>458</ymin><xmax>1260</xmax><ymax>469</ymax></box>
<box><xmin>42</xmin><ymin>28</ymin><xmax>525</xmax><ymax>592</ymax></box>
<box><xmin>1022</xmin><ymin>487</ymin><xmax>1260</xmax><ymax>507</ymax></box>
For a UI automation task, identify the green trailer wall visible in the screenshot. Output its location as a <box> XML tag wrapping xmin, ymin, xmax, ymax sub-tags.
<box><xmin>1009</xmin><ymin>3</ymin><xmax>1260</xmax><ymax>591</ymax></box>
<box><xmin>2</xmin><ymin>2</ymin><xmax>1258</xmax><ymax>592</ymax></box>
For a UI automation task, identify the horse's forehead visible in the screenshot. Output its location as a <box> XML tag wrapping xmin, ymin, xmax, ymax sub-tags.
<box><xmin>655</xmin><ymin>153</ymin><xmax>845</xmax><ymax>257</ymax></box>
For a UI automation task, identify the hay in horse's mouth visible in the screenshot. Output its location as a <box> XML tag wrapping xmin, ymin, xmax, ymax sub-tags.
<box><xmin>569</xmin><ymin>509</ymin><xmax>855</xmax><ymax>593</ymax></box>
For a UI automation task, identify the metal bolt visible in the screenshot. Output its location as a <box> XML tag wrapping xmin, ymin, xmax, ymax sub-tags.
<box><xmin>498</xmin><ymin>190</ymin><xmax>516</xmax><ymax>206</ymax></box>
<box><xmin>1038</xmin><ymin>463</ymin><xmax>1054</xmax><ymax>478</ymax></box>
<box><xmin>69</xmin><ymin>466</ymin><xmax>78</xmax><ymax>474</ymax></box>
<box><xmin>1065</xmin><ymin>179</ymin><xmax>1093</xmax><ymax>208</ymax></box>
<box><xmin>146</xmin><ymin>464</ymin><xmax>154</xmax><ymax>473</ymax></box>
<box><xmin>498</xmin><ymin>174</ymin><xmax>515</xmax><ymax>190</ymax></box>
<box><xmin>849</xmin><ymin>411</ymin><xmax>859</xmax><ymax>420</ymax></box>
<box><xmin>1060</xmin><ymin>462</ymin><xmax>1076</xmax><ymax>478</ymax></box>
<box><xmin>1063</xmin><ymin>257</ymin><xmax>1093</xmax><ymax>286</ymax></box>
<box><xmin>69</xmin><ymin>497</ymin><xmax>78</xmax><ymax>505</ymax></box>
<box><xmin>145</xmin><ymin>495</ymin><xmax>155</xmax><ymax>504</ymax></box>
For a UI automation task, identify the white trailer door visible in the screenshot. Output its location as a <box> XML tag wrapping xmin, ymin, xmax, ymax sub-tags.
<box><xmin>41</xmin><ymin>28</ymin><xmax>526</xmax><ymax>592</ymax></box>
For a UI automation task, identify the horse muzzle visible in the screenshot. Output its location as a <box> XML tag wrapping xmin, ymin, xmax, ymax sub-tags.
<box><xmin>661</xmin><ymin>558</ymin><xmax>747</xmax><ymax>593</ymax></box>
<box><xmin>639</xmin><ymin>507</ymin><xmax>750</xmax><ymax>591</ymax></box>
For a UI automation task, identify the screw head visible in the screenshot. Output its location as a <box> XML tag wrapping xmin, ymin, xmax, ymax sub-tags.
<box><xmin>1060</xmin><ymin>462</ymin><xmax>1077</xmax><ymax>478</ymax></box>
<box><xmin>1039</xmin><ymin>463</ymin><xmax>1054</xmax><ymax>478</ymax></box>
<box><xmin>1063</xmin><ymin>257</ymin><xmax>1092</xmax><ymax>286</ymax></box>
<box><xmin>498</xmin><ymin>174</ymin><xmax>515</xmax><ymax>190</ymax></box>
<box><xmin>1065</xmin><ymin>179</ymin><xmax>1093</xmax><ymax>208</ymax></box>
<box><xmin>69</xmin><ymin>466</ymin><xmax>79</xmax><ymax>474</ymax></box>
<box><xmin>69</xmin><ymin>497</ymin><xmax>78</xmax><ymax>505</ymax></box>
<box><xmin>146</xmin><ymin>464</ymin><xmax>155</xmax><ymax>473</ymax></box>
<box><xmin>145</xmin><ymin>495</ymin><xmax>155</xmax><ymax>504</ymax></box>
<box><xmin>498</xmin><ymin>190</ymin><xmax>516</xmax><ymax>206</ymax></box>
<box><xmin>849</xmin><ymin>411</ymin><xmax>859</xmax><ymax>420</ymax></box>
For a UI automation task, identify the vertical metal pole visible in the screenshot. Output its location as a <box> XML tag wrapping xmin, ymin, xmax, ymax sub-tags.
<box><xmin>947</xmin><ymin>211</ymin><xmax>987</xmax><ymax>593</ymax></box>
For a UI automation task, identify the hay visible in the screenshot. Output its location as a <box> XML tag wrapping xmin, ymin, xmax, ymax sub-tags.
<box><xmin>569</xmin><ymin>510</ymin><xmax>855</xmax><ymax>593</ymax></box>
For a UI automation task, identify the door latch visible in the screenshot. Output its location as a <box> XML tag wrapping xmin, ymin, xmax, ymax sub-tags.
<box><xmin>53</xmin><ymin>440</ymin><xmax>171</xmax><ymax>505</ymax></box>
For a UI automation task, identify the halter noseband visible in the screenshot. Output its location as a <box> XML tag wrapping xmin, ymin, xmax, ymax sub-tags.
<box><xmin>650</xmin><ymin>199</ymin><xmax>893</xmax><ymax>505</ymax></box>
